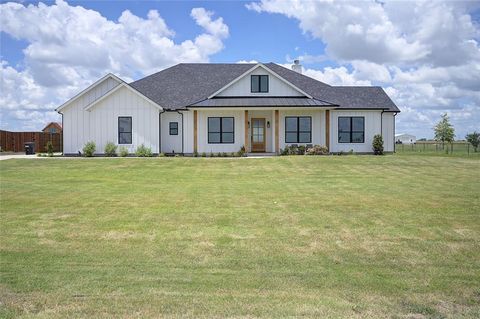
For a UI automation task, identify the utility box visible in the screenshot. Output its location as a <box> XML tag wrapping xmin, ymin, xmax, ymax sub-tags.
<box><xmin>24</xmin><ymin>142</ymin><xmax>35</xmax><ymax>155</ymax></box>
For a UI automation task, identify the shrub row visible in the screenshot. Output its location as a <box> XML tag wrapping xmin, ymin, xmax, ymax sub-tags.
<box><xmin>280</xmin><ymin>145</ymin><xmax>328</xmax><ymax>156</ymax></box>
<box><xmin>81</xmin><ymin>142</ymin><xmax>153</xmax><ymax>157</ymax></box>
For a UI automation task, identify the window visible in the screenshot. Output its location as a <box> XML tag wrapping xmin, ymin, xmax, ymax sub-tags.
<box><xmin>208</xmin><ymin>117</ymin><xmax>234</xmax><ymax>144</ymax></box>
<box><xmin>338</xmin><ymin>117</ymin><xmax>364</xmax><ymax>143</ymax></box>
<box><xmin>49</xmin><ymin>128</ymin><xmax>56</xmax><ymax>133</ymax></box>
<box><xmin>251</xmin><ymin>75</ymin><xmax>269</xmax><ymax>93</ymax></box>
<box><xmin>285</xmin><ymin>116</ymin><xmax>311</xmax><ymax>143</ymax></box>
<box><xmin>169</xmin><ymin>122</ymin><xmax>178</xmax><ymax>135</ymax></box>
<box><xmin>118</xmin><ymin>117</ymin><xmax>132</xmax><ymax>144</ymax></box>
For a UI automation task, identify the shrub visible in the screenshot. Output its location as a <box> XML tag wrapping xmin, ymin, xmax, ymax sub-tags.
<box><xmin>210</xmin><ymin>152</ymin><xmax>214</xmax><ymax>157</ymax></box>
<box><xmin>119</xmin><ymin>146</ymin><xmax>129</xmax><ymax>157</ymax></box>
<box><xmin>193</xmin><ymin>151</ymin><xmax>199</xmax><ymax>157</ymax></box>
<box><xmin>281</xmin><ymin>145</ymin><xmax>306</xmax><ymax>155</ymax></box>
<box><xmin>237</xmin><ymin>145</ymin><xmax>246</xmax><ymax>157</ymax></box>
<box><xmin>201</xmin><ymin>152</ymin><xmax>206</xmax><ymax>157</ymax></box>
<box><xmin>221</xmin><ymin>152</ymin><xmax>227</xmax><ymax>157</ymax></box>
<box><xmin>305</xmin><ymin>145</ymin><xmax>329</xmax><ymax>155</ymax></box>
<box><xmin>104</xmin><ymin>142</ymin><xmax>117</xmax><ymax>157</ymax></box>
<box><xmin>372</xmin><ymin>134</ymin><xmax>384</xmax><ymax>155</ymax></box>
<box><xmin>82</xmin><ymin>141</ymin><xmax>96</xmax><ymax>157</ymax></box>
<box><xmin>158</xmin><ymin>152</ymin><xmax>165</xmax><ymax>157</ymax></box>
<box><xmin>217</xmin><ymin>152</ymin><xmax>222</xmax><ymax>157</ymax></box>
<box><xmin>135</xmin><ymin>144</ymin><xmax>153</xmax><ymax>157</ymax></box>
<box><xmin>45</xmin><ymin>141</ymin><xmax>54</xmax><ymax>156</ymax></box>
<box><xmin>230</xmin><ymin>152</ymin><xmax>235</xmax><ymax>157</ymax></box>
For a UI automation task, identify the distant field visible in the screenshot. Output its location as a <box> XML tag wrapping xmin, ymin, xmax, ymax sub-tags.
<box><xmin>1</xmin><ymin>155</ymin><xmax>479</xmax><ymax>318</ymax></box>
<box><xmin>395</xmin><ymin>141</ymin><xmax>479</xmax><ymax>157</ymax></box>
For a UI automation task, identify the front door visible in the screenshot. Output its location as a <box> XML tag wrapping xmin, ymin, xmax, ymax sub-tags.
<box><xmin>251</xmin><ymin>118</ymin><xmax>266</xmax><ymax>152</ymax></box>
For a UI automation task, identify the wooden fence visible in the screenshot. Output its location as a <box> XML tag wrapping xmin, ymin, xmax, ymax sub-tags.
<box><xmin>0</xmin><ymin>130</ymin><xmax>62</xmax><ymax>153</ymax></box>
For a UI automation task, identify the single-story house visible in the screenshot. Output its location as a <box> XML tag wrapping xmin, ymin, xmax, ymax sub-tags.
<box><xmin>56</xmin><ymin>62</ymin><xmax>400</xmax><ymax>155</ymax></box>
<box><xmin>42</xmin><ymin>122</ymin><xmax>62</xmax><ymax>134</ymax></box>
<box><xmin>395</xmin><ymin>133</ymin><xmax>416</xmax><ymax>144</ymax></box>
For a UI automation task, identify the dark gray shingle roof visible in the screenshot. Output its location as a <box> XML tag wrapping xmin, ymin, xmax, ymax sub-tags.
<box><xmin>129</xmin><ymin>63</ymin><xmax>400</xmax><ymax>112</ymax></box>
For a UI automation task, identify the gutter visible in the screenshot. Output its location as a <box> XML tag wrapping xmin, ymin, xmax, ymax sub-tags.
<box><xmin>57</xmin><ymin>110</ymin><xmax>63</xmax><ymax>155</ymax></box>
<box><xmin>393</xmin><ymin>112</ymin><xmax>398</xmax><ymax>153</ymax></box>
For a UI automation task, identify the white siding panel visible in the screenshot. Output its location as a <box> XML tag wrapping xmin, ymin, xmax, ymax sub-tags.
<box><xmin>182</xmin><ymin>111</ymin><xmax>194</xmax><ymax>153</ymax></box>
<box><xmin>161</xmin><ymin>112</ymin><xmax>183</xmax><ymax>153</ymax></box>
<box><xmin>330</xmin><ymin>110</ymin><xmax>382</xmax><ymax>153</ymax></box>
<box><xmin>62</xmin><ymin>86</ymin><xmax>159</xmax><ymax>154</ymax></box>
<box><xmin>278</xmin><ymin>109</ymin><xmax>325</xmax><ymax>150</ymax></box>
<box><xmin>382</xmin><ymin>113</ymin><xmax>395</xmax><ymax>152</ymax></box>
<box><xmin>197</xmin><ymin>110</ymin><xmax>245</xmax><ymax>153</ymax></box>
<box><xmin>217</xmin><ymin>68</ymin><xmax>304</xmax><ymax>97</ymax></box>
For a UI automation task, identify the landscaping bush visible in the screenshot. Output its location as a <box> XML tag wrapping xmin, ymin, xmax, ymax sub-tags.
<box><xmin>118</xmin><ymin>146</ymin><xmax>129</xmax><ymax>157</ymax></box>
<box><xmin>193</xmin><ymin>151</ymin><xmax>198</xmax><ymax>157</ymax></box>
<box><xmin>135</xmin><ymin>144</ymin><xmax>153</xmax><ymax>157</ymax></box>
<box><xmin>104</xmin><ymin>142</ymin><xmax>117</xmax><ymax>157</ymax></box>
<box><xmin>158</xmin><ymin>152</ymin><xmax>165</xmax><ymax>157</ymax></box>
<box><xmin>82</xmin><ymin>141</ymin><xmax>96</xmax><ymax>157</ymax></box>
<box><xmin>216</xmin><ymin>152</ymin><xmax>222</xmax><ymax>157</ymax></box>
<box><xmin>201</xmin><ymin>152</ymin><xmax>206</xmax><ymax>157</ymax></box>
<box><xmin>45</xmin><ymin>141</ymin><xmax>54</xmax><ymax>156</ymax></box>
<box><xmin>209</xmin><ymin>152</ymin><xmax>214</xmax><ymax>157</ymax></box>
<box><xmin>305</xmin><ymin>145</ymin><xmax>329</xmax><ymax>155</ymax></box>
<box><xmin>281</xmin><ymin>145</ymin><xmax>306</xmax><ymax>155</ymax></box>
<box><xmin>372</xmin><ymin>134</ymin><xmax>384</xmax><ymax>155</ymax></box>
<box><xmin>237</xmin><ymin>146</ymin><xmax>246</xmax><ymax>157</ymax></box>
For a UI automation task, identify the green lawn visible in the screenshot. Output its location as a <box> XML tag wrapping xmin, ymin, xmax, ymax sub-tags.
<box><xmin>1</xmin><ymin>155</ymin><xmax>479</xmax><ymax>318</ymax></box>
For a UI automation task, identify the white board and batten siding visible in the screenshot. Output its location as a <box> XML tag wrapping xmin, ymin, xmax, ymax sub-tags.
<box><xmin>161</xmin><ymin>112</ymin><xmax>183</xmax><ymax>153</ymax></box>
<box><xmin>329</xmin><ymin>110</ymin><xmax>395</xmax><ymax>153</ymax></box>
<box><xmin>217</xmin><ymin>67</ymin><xmax>304</xmax><ymax>97</ymax></box>
<box><xmin>63</xmin><ymin>85</ymin><xmax>160</xmax><ymax>154</ymax></box>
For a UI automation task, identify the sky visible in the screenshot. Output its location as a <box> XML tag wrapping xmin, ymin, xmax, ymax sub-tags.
<box><xmin>1</xmin><ymin>0</ymin><xmax>479</xmax><ymax>139</ymax></box>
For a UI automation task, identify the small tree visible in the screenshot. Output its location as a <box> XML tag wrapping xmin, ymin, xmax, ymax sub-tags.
<box><xmin>434</xmin><ymin>113</ymin><xmax>455</xmax><ymax>149</ymax></box>
<box><xmin>466</xmin><ymin>131</ymin><xmax>480</xmax><ymax>152</ymax></box>
<box><xmin>372</xmin><ymin>134</ymin><xmax>384</xmax><ymax>155</ymax></box>
<box><xmin>45</xmin><ymin>141</ymin><xmax>54</xmax><ymax>156</ymax></box>
<box><xmin>82</xmin><ymin>141</ymin><xmax>96</xmax><ymax>157</ymax></box>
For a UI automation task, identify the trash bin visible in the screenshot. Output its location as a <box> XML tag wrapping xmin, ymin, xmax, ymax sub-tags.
<box><xmin>24</xmin><ymin>142</ymin><xmax>35</xmax><ymax>155</ymax></box>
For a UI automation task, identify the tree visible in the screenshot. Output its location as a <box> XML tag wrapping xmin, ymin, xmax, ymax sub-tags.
<box><xmin>434</xmin><ymin>113</ymin><xmax>455</xmax><ymax>148</ymax></box>
<box><xmin>466</xmin><ymin>131</ymin><xmax>480</xmax><ymax>152</ymax></box>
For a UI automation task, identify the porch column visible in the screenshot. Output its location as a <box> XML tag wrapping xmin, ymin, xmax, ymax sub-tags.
<box><xmin>244</xmin><ymin>110</ymin><xmax>249</xmax><ymax>151</ymax></box>
<box><xmin>325</xmin><ymin>110</ymin><xmax>330</xmax><ymax>152</ymax></box>
<box><xmin>275</xmin><ymin>110</ymin><xmax>279</xmax><ymax>154</ymax></box>
<box><xmin>193</xmin><ymin>110</ymin><xmax>198</xmax><ymax>153</ymax></box>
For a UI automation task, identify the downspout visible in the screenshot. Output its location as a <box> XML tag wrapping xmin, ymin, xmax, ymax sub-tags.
<box><xmin>159</xmin><ymin>110</ymin><xmax>165</xmax><ymax>154</ymax></box>
<box><xmin>176</xmin><ymin>110</ymin><xmax>184</xmax><ymax>155</ymax></box>
<box><xmin>393</xmin><ymin>112</ymin><xmax>398</xmax><ymax>153</ymax></box>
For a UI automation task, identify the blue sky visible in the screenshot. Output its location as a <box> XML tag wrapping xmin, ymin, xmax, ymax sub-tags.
<box><xmin>1</xmin><ymin>0</ymin><xmax>479</xmax><ymax>138</ymax></box>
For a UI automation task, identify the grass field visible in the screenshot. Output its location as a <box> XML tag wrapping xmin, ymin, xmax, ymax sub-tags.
<box><xmin>1</xmin><ymin>155</ymin><xmax>479</xmax><ymax>318</ymax></box>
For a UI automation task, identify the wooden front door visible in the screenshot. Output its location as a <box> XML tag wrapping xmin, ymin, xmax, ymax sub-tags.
<box><xmin>251</xmin><ymin>118</ymin><xmax>266</xmax><ymax>152</ymax></box>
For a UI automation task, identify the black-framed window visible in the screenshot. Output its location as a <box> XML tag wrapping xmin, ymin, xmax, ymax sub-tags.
<box><xmin>285</xmin><ymin>116</ymin><xmax>311</xmax><ymax>143</ymax></box>
<box><xmin>338</xmin><ymin>117</ymin><xmax>365</xmax><ymax>143</ymax></box>
<box><xmin>169</xmin><ymin>122</ymin><xmax>178</xmax><ymax>135</ymax></box>
<box><xmin>208</xmin><ymin>117</ymin><xmax>234</xmax><ymax>144</ymax></box>
<box><xmin>251</xmin><ymin>75</ymin><xmax>269</xmax><ymax>93</ymax></box>
<box><xmin>118</xmin><ymin>117</ymin><xmax>132</xmax><ymax>144</ymax></box>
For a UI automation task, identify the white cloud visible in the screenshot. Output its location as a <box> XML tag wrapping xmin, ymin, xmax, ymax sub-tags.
<box><xmin>249</xmin><ymin>0</ymin><xmax>480</xmax><ymax>138</ymax></box>
<box><xmin>0</xmin><ymin>0</ymin><xmax>230</xmax><ymax>130</ymax></box>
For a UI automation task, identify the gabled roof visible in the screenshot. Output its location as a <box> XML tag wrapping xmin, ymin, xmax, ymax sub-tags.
<box><xmin>129</xmin><ymin>63</ymin><xmax>400</xmax><ymax>112</ymax></box>
<box><xmin>42</xmin><ymin>122</ymin><xmax>62</xmax><ymax>131</ymax></box>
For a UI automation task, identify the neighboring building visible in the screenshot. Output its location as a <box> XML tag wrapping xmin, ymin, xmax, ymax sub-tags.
<box><xmin>42</xmin><ymin>122</ymin><xmax>62</xmax><ymax>134</ymax></box>
<box><xmin>395</xmin><ymin>133</ymin><xmax>416</xmax><ymax>144</ymax></box>
<box><xmin>56</xmin><ymin>62</ymin><xmax>400</xmax><ymax>155</ymax></box>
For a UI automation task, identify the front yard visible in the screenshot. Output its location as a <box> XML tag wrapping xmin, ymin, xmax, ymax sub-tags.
<box><xmin>1</xmin><ymin>155</ymin><xmax>479</xmax><ymax>318</ymax></box>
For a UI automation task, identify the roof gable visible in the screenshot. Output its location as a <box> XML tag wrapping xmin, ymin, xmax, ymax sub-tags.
<box><xmin>56</xmin><ymin>74</ymin><xmax>122</xmax><ymax>112</ymax></box>
<box><xmin>209</xmin><ymin>63</ymin><xmax>312</xmax><ymax>99</ymax></box>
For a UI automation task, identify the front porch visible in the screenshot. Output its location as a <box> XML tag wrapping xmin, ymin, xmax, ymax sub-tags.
<box><xmin>191</xmin><ymin>107</ymin><xmax>330</xmax><ymax>155</ymax></box>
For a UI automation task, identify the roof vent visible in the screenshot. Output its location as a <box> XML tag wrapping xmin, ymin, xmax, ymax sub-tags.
<box><xmin>291</xmin><ymin>59</ymin><xmax>302</xmax><ymax>74</ymax></box>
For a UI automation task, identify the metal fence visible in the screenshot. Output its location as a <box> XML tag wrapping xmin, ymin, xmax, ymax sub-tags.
<box><xmin>395</xmin><ymin>141</ymin><xmax>477</xmax><ymax>155</ymax></box>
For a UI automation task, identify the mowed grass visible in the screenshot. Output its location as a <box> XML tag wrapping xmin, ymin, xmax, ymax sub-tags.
<box><xmin>0</xmin><ymin>155</ymin><xmax>479</xmax><ymax>318</ymax></box>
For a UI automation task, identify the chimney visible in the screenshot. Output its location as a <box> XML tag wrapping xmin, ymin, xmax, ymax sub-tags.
<box><xmin>291</xmin><ymin>59</ymin><xmax>302</xmax><ymax>74</ymax></box>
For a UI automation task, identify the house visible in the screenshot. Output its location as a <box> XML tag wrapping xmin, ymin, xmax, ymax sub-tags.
<box><xmin>56</xmin><ymin>62</ymin><xmax>400</xmax><ymax>155</ymax></box>
<box><xmin>395</xmin><ymin>133</ymin><xmax>416</xmax><ymax>144</ymax></box>
<box><xmin>42</xmin><ymin>122</ymin><xmax>62</xmax><ymax>134</ymax></box>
